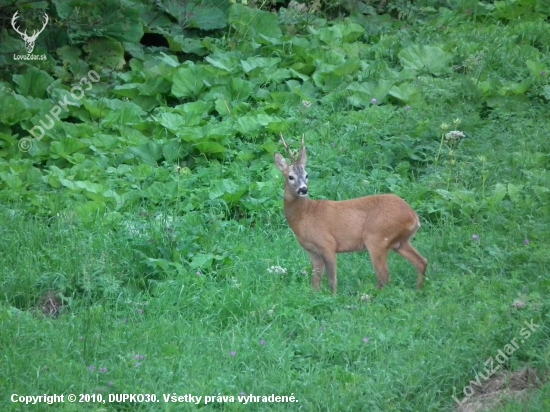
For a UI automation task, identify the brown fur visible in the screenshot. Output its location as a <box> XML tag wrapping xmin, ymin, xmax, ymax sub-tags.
<box><xmin>275</xmin><ymin>135</ymin><xmax>428</xmax><ymax>294</ymax></box>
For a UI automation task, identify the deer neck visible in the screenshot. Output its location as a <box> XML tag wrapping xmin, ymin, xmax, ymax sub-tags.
<box><xmin>283</xmin><ymin>191</ymin><xmax>311</xmax><ymax>225</ymax></box>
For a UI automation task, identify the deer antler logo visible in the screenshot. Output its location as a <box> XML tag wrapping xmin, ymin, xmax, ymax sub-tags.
<box><xmin>11</xmin><ymin>11</ymin><xmax>49</xmax><ymax>54</ymax></box>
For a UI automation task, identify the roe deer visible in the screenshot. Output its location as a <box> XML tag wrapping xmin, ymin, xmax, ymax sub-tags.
<box><xmin>274</xmin><ymin>134</ymin><xmax>428</xmax><ymax>294</ymax></box>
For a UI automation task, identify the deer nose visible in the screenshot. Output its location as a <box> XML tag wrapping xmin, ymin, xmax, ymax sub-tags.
<box><xmin>298</xmin><ymin>186</ymin><xmax>308</xmax><ymax>195</ymax></box>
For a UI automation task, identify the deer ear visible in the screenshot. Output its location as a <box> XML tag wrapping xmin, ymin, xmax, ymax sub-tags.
<box><xmin>274</xmin><ymin>153</ymin><xmax>288</xmax><ymax>172</ymax></box>
<box><xmin>298</xmin><ymin>139</ymin><xmax>307</xmax><ymax>166</ymax></box>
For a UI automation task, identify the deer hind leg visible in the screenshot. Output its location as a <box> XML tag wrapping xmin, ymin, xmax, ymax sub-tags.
<box><xmin>395</xmin><ymin>241</ymin><xmax>428</xmax><ymax>289</ymax></box>
<box><xmin>367</xmin><ymin>244</ymin><xmax>391</xmax><ymax>289</ymax></box>
<box><xmin>307</xmin><ymin>251</ymin><xmax>325</xmax><ymax>291</ymax></box>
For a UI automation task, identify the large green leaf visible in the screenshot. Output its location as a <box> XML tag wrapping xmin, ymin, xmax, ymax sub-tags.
<box><xmin>507</xmin><ymin>183</ymin><xmax>521</xmax><ymax>203</ymax></box>
<box><xmin>261</xmin><ymin>68</ymin><xmax>293</xmax><ymax>83</ymax></box>
<box><xmin>241</xmin><ymin>57</ymin><xmax>281</xmax><ymax>73</ymax></box>
<box><xmin>161</xmin><ymin>0</ymin><xmax>228</xmax><ymax>31</ymax></box>
<box><xmin>526</xmin><ymin>60</ymin><xmax>547</xmax><ymax>78</ymax></box>
<box><xmin>50</xmin><ymin>138</ymin><xmax>90</xmax><ymax>160</ymax></box>
<box><xmin>488</xmin><ymin>183</ymin><xmax>507</xmax><ymax>206</ymax></box>
<box><xmin>174</xmin><ymin>101</ymin><xmax>212</xmax><ymax>116</ymax></box>
<box><xmin>316</xmin><ymin>22</ymin><xmax>365</xmax><ymax>45</ymax></box>
<box><xmin>0</xmin><ymin>92</ymin><xmax>30</xmax><ymax>126</ymax></box>
<box><xmin>101</xmin><ymin>101</ymin><xmax>146</xmax><ymax>127</ymax></box>
<box><xmin>235</xmin><ymin>115</ymin><xmax>262</xmax><ymax>135</ymax></box>
<box><xmin>346</xmin><ymin>80</ymin><xmax>395</xmax><ymax>107</ymax></box>
<box><xmin>227</xmin><ymin>78</ymin><xmax>255</xmax><ymax>101</ymax></box>
<box><xmin>139</xmin><ymin>77</ymin><xmax>172</xmax><ymax>96</ymax></box>
<box><xmin>53</xmin><ymin>0</ymin><xmax>143</xmax><ymax>43</ymax></box>
<box><xmin>228</xmin><ymin>4</ymin><xmax>282</xmax><ymax>39</ymax></box>
<box><xmin>159</xmin><ymin>111</ymin><xmax>203</xmax><ymax>131</ymax></box>
<box><xmin>172</xmin><ymin>64</ymin><xmax>208</xmax><ymax>98</ymax></box>
<box><xmin>112</xmin><ymin>84</ymin><xmax>141</xmax><ymax>99</ymax></box>
<box><xmin>205</xmin><ymin>55</ymin><xmax>238</xmax><ymax>72</ymax></box>
<box><xmin>186</xmin><ymin>6</ymin><xmax>227</xmax><ymax>30</ymax></box>
<box><xmin>169</xmin><ymin>37</ymin><xmax>210</xmax><ymax>56</ymax></box>
<box><xmin>215</xmin><ymin>99</ymin><xmax>232</xmax><ymax>116</ymax></box>
<box><xmin>389</xmin><ymin>83</ymin><xmax>423</xmax><ymax>104</ymax></box>
<box><xmin>498</xmin><ymin>79</ymin><xmax>532</xmax><ymax>96</ymax></box>
<box><xmin>189</xmin><ymin>253</ymin><xmax>215</xmax><ymax>270</ymax></box>
<box><xmin>125</xmin><ymin>142</ymin><xmax>163</xmax><ymax>165</ymax></box>
<box><xmin>398</xmin><ymin>45</ymin><xmax>451</xmax><ymax>75</ymax></box>
<box><xmin>75</xmin><ymin>201</ymin><xmax>106</xmax><ymax>221</ymax></box>
<box><xmin>312</xmin><ymin>59</ymin><xmax>360</xmax><ymax>91</ymax></box>
<box><xmin>179</xmin><ymin>128</ymin><xmax>204</xmax><ymax>142</ymax></box>
<box><xmin>83</xmin><ymin>38</ymin><xmax>125</xmax><ymax>71</ymax></box>
<box><xmin>158</xmin><ymin>113</ymin><xmax>187</xmax><ymax>132</ymax></box>
<box><xmin>195</xmin><ymin>141</ymin><xmax>227</xmax><ymax>154</ymax></box>
<box><xmin>57</xmin><ymin>46</ymin><xmax>89</xmax><ymax>79</ymax></box>
<box><xmin>162</xmin><ymin>140</ymin><xmax>186</xmax><ymax>162</ymax></box>
<box><xmin>13</xmin><ymin>68</ymin><xmax>54</xmax><ymax>99</ymax></box>
<box><xmin>209</xmin><ymin>179</ymin><xmax>248</xmax><ymax>203</ymax></box>
<box><xmin>80</xmin><ymin>98</ymin><xmax>119</xmax><ymax>121</ymax></box>
<box><xmin>0</xmin><ymin>171</ymin><xmax>23</xmax><ymax>189</ymax></box>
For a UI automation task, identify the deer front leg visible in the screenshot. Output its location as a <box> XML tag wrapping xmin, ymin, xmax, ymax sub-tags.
<box><xmin>323</xmin><ymin>253</ymin><xmax>338</xmax><ymax>295</ymax></box>
<box><xmin>307</xmin><ymin>251</ymin><xmax>325</xmax><ymax>291</ymax></box>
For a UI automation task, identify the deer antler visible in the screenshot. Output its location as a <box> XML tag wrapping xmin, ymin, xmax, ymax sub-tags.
<box><xmin>34</xmin><ymin>13</ymin><xmax>49</xmax><ymax>39</ymax></box>
<box><xmin>280</xmin><ymin>133</ymin><xmax>295</xmax><ymax>163</ymax></box>
<box><xmin>11</xmin><ymin>11</ymin><xmax>26</xmax><ymax>38</ymax></box>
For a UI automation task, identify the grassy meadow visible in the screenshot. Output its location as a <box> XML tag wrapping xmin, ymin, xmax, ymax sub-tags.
<box><xmin>1</xmin><ymin>1</ymin><xmax>550</xmax><ymax>411</ymax></box>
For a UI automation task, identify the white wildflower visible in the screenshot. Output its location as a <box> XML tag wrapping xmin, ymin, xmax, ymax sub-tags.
<box><xmin>268</xmin><ymin>265</ymin><xmax>287</xmax><ymax>275</ymax></box>
<box><xmin>445</xmin><ymin>130</ymin><xmax>465</xmax><ymax>141</ymax></box>
<box><xmin>360</xmin><ymin>293</ymin><xmax>372</xmax><ymax>303</ymax></box>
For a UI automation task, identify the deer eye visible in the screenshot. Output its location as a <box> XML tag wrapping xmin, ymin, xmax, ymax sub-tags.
<box><xmin>305</xmin><ymin>174</ymin><xmax>308</xmax><ymax>179</ymax></box>
<box><xmin>288</xmin><ymin>176</ymin><xmax>294</xmax><ymax>181</ymax></box>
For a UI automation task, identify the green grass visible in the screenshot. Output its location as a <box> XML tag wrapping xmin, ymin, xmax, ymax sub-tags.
<box><xmin>1</xmin><ymin>196</ymin><xmax>548</xmax><ymax>411</ymax></box>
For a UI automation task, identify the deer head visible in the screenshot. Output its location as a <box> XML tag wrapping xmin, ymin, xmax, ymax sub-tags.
<box><xmin>11</xmin><ymin>11</ymin><xmax>49</xmax><ymax>54</ymax></box>
<box><xmin>275</xmin><ymin>133</ymin><xmax>309</xmax><ymax>198</ymax></box>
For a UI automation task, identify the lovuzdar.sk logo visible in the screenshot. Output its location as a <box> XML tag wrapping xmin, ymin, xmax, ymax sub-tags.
<box><xmin>11</xmin><ymin>10</ymin><xmax>48</xmax><ymax>59</ymax></box>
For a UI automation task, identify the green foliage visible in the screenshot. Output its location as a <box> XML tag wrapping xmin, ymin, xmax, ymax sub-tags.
<box><xmin>229</xmin><ymin>4</ymin><xmax>282</xmax><ymax>39</ymax></box>
<box><xmin>398</xmin><ymin>45</ymin><xmax>451</xmax><ymax>75</ymax></box>
<box><xmin>50</xmin><ymin>0</ymin><xmax>144</xmax><ymax>44</ymax></box>
<box><xmin>160</xmin><ymin>0</ymin><xmax>229</xmax><ymax>30</ymax></box>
